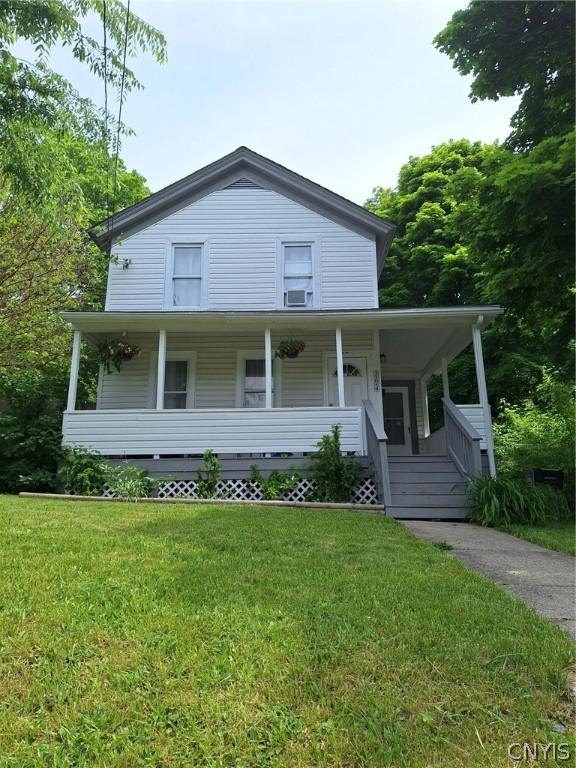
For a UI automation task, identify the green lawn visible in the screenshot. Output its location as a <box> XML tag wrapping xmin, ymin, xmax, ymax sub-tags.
<box><xmin>0</xmin><ymin>496</ymin><xmax>573</xmax><ymax>767</ymax></box>
<box><xmin>500</xmin><ymin>520</ymin><xmax>575</xmax><ymax>556</ymax></box>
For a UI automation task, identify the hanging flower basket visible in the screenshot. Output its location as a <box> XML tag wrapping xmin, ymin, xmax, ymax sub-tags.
<box><xmin>275</xmin><ymin>339</ymin><xmax>306</xmax><ymax>359</ymax></box>
<box><xmin>98</xmin><ymin>339</ymin><xmax>141</xmax><ymax>374</ymax></box>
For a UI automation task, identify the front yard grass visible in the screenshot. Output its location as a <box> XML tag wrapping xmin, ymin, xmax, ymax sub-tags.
<box><xmin>0</xmin><ymin>495</ymin><xmax>573</xmax><ymax>767</ymax></box>
<box><xmin>499</xmin><ymin>519</ymin><xmax>575</xmax><ymax>556</ymax></box>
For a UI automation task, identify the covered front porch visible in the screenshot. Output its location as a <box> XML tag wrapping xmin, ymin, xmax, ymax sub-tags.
<box><xmin>62</xmin><ymin>306</ymin><xmax>502</xmax><ymax>506</ymax></box>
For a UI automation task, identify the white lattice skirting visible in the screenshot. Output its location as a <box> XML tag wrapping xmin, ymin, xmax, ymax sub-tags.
<box><xmin>103</xmin><ymin>478</ymin><xmax>379</xmax><ymax>505</ymax></box>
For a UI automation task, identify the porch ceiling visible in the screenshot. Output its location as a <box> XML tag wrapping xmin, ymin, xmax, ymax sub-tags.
<box><xmin>61</xmin><ymin>305</ymin><xmax>502</xmax><ymax>336</ymax></box>
<box><xmin>380</xmin><ymin>325</ymin><xmax>474</xmax><ymax>377</ymax></box>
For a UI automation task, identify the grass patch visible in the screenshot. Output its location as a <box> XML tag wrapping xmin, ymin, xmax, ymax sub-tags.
<box><xmin>0</xmin><ymin>495</ymin><xmax>574</xmax><ymax>766</ymax></box>
<box><xmin>500</xmin><ymin>520</ymin><xmax>575</xmax><ymax>556</ymax></box>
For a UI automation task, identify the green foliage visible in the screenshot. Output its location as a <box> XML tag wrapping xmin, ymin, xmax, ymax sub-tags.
<box><xmin>0</xmin><ymin>1</ymin><xmax>166</xmax><ymax>198</ymax></box>
<box><xmin>434</xmin><ymin>1</ymin><xmax>575</xmax><ymax>150</ymax></box>
<box><xmin>466</xmin><ymin>475</ymin><xmax>570</xmax><ymax>527</ymax></box>
<box><xmin>102</xmin><ymin>462</ymin><xmax>158</xmax><ymax>501</ymax></box>
<box><xmin>59</xmin><ymin>446</ymin><xmax>107</xmax><ymax>497</ymax></box>
<box><xmin>472</xmin><ymin>131</ymin><xmax>575</xmax><ymax>373</ymax></box>
<box><xmin>308</xmin><ymin>424</ymin><xmax>361</xmax><ymax>503</ymax></box>
<box><xmin>249</xmin><ymin>466</ymin><xmax>301</xmax><ymax>501</ymax></box>
<box><xmin>97</xmin><ymin>339</ymin><xmax>141</xmax><ymax>374</ymax></box>
<box><xmin>275</xmin><ymin>340</ymin><xmax>306</xmax><ymax>359</ymax></box>
<box><xmin>196</xmin><ymin>450</ymin><xmax>222</xmax><ymax>499</ymax></box>
<box><xmin>2</xmin><ymin>496</ymin><xmax>572</xmax><ymax>767</ymax></box>
<box><xmin>366</xmin><ymin>139</ymin><xmax>493</xmax><ymax>309</ymax></box>
<box><xmin>494</xmin><ymin>374</ymin><xmax>575</xmax><ymax>507</ymax></box>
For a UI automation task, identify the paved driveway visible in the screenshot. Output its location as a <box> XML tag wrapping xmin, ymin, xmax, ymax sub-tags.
<box><xmin>403</xmin><ymin>521</ymin><xmax>576</xmax><ymax>638</ymax></box>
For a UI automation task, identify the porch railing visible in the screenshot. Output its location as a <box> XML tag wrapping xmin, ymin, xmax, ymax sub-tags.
<box><xmin>362</xmin><ymin>400</ymin><xmax>392</xmax><ymax>506</ymax></box>
<box><xmin>442</xmin><ymin>397</ymin><xmax>482</xmax><ymax>480</ymax></box>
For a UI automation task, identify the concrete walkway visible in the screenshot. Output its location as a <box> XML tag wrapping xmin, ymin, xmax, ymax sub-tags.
<box><xmin>403</xmin><ymin>521</ymin><xmax>576</xmax><ymax>638</ymax></box>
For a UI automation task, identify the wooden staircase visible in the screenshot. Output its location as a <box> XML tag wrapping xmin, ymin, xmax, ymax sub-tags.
<box><xmin>385</xmin><ymin>454</ymin><xmax>470</xmax><ymax>520</ymax></box>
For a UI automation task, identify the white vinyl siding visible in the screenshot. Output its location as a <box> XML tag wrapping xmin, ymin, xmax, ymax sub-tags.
<box><xmin>63</xmin><ymin>407</ymin><xmax>363</xmax><ymax>456</ymax></box>
<box><xmin>97</xmin><ymin>330</ymin><xmax>376</xmax><ymax>411</ymax></box>
<box><xmin>106</xmin><ymin>187</ymin><xmax>377</xmax><ymax>311</ymax></box>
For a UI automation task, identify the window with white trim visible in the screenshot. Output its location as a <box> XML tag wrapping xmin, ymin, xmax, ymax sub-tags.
<box><xmin>150</xmin><ymin>351</ymin><xmax>195</xmax><ymax>409</ymax></box>
<box><xmin>164</xmin><ymin>360</ymin><xmax>188</xmax><ymax>409</ymax></box>
<box><xmin>243</xmin><ymin>358</ymin><xmax>275</xmax><ymax>408</ymax></box>
<box><xmin>283</xmin><ymin>243</ymin><xmax>313</xmax><ymax>307</ymax></box>
<box><xmin>171</xmin><ymin>244</ymin><xmax>202</xmax><ymax>308</ymax></box>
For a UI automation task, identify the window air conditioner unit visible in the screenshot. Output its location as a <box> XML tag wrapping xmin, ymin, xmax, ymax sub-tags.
<box><xmin>285</xmin><ymin>290</ymin><xmax>307</xmax><ymax>307</ymax></box>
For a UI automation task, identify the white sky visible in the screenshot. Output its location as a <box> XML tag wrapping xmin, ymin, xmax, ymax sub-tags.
<box><xmin>47</xmin><ymin>0</ymin><xmax>519</xmax><ymax>203</ymax></box>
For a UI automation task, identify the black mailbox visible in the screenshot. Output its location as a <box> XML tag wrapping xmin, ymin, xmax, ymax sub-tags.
<box><xmin>524</xmin><ymin>468</ymin><xmax>564</xmax><ymax>490</ymax></box>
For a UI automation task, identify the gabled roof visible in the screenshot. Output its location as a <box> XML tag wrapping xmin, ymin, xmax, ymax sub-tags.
<box><xmin>89</xmin><ymin>146</ymin><xmax>396</xmax><ymax>271</ymax></box>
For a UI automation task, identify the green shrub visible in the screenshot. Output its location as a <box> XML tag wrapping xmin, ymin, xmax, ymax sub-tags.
<box><xmin>466</xmin><ymin>475</ymin><xmax>570</xmax><ymax>527</ymax></box>
<box><xmin>308</xmin><ymin>424</ymin><xmax>361</xmax><ymax>503</ymax></box>
<box><xmin>102</xmin><ymin>462</ymin><xmax>158</xmax><ymax>500</ymax></box>
<box><xmin>196</xmin><ymin>450</ymin><xmax>222</xmax><ymax>499</ymax></box>
<box><xmin>59</xmin><ymin>446</ymin><xmax>107</xmax><ymax>496</ymax></box>
<box><xmin>494</xmin><ymin>373</ymin><xmax>575</xmax><ymax>507</ymax></box>
<box><xmin>249</xmin><ymin>466</ymin><xmax>301</xmax><ymax>500</ymax></box>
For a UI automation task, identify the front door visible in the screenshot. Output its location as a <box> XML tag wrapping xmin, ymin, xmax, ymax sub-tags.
<box><xmin>382</xmin><ymin>386</ymin><xmax>412</xmax><ymax>455</ymax></box>
<box><xmin>327</xmin><ymin>356</ymin><xmax>368</xmax><ymax>407</ymax></box>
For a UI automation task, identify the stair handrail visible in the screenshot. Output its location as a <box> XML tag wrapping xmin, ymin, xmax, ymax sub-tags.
<box><xmin>442</xmin><ymin>397</ymin><xmax>482</xmax><ymax>480</ymax></box>
<box><xmin>362</xmin><ymin>400</ymin><xmax>392</xmax><ymax>507</ymax></box>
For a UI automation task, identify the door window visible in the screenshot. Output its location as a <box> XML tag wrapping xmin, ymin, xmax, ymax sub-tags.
<box><xmin>383</xmin><ymin>391</ymin><xmax>406</xmax><ymax>445</ymax></box>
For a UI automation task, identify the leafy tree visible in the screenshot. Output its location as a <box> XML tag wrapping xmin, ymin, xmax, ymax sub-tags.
<box><xmin>366</xmin><ymin>139</ymin><xmax>496</xmax><ymax>309</ymax></box>
<box><xmin>0</xmin><ymin>0</ymin><xmax>165</xmax><ymax>200</ymax></box>
<box><xmin>0</xmin><ymin>0</ymin><xmax>166</xmax><ymax>126</ymax></box>
<box><xmin>0</xmin><ymin>1</ymin><xmax>161</xmax><ymax>492</ymax></box>
<box><xmin>434</xmin><ymin>1</ymin><xmax>575</xmax><ymax>149</ymax></box>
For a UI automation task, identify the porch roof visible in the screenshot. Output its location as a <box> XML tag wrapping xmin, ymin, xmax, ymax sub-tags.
<box><xmin>61</xmin><ymin>305</ymin><xmax>502</xmax><ymax>334</ymax></box>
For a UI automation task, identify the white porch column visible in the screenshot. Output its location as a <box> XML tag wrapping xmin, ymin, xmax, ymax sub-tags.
<box><xmin>420</xmin><ymin>377</ymin><xmax>430</xmax><ymax>438</ymax></box>
<box><xmin>372</xmin><ymin>329</ymin><xmax>383</xmax><ymax>421</ymax></box>
<box><xmin>156</xmin><ymin>329</ymin><xmax>167</xmax><ymax>410</ymax></box>
<box><xmin>66</xmin><ymin>330</ymin><xmax>82</xmax><ymax>412</ymax></box>
<box><xmin>264</xmin><ymin>327</ymin><xmax>273</xmax><ymax>408</ymax></box>
<box><xmin>441</xmin><ymin>357</ymin><xmax>450</xmax><ymax>400</ymax></box>
<box><xmin>335</xmin><ymin>327</ymin><xmax>345</xmax><ymax>407</ymax></box>
<box><xmin>472</xmin><ymin>320</ymin><xmax>496</xmax><ymax>477</ymax></box>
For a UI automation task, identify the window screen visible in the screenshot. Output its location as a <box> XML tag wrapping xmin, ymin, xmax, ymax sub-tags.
<box><xmin>283</xmin><ymin>244</ymin><xmax>313</xmax><ymax>306</ymax></box>
<box><xmin>172</xmin><ymin>245</ymin><xmax>202</xmax><ymax>307</ymax></box>
<box><xmin>164</xmin><ymin>360</ymin><xmax>188</xmax><ymax>409</ymax></box>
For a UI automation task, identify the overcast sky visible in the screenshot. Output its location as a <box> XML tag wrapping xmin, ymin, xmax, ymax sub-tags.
<box><xmin>49</xmin><ymin>0</ymin><xmax>518</xmax><ymax>203</ymax></box>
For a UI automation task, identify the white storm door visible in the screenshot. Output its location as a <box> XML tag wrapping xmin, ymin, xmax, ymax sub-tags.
<box><xmin>326</xmin><ymin>356</ymin><xmax>368</xmax><ymax>407</ymax></box>
<box><xmin>382</xmin><ymin>386</ymin><xmax>412</xmax><ymax>455</ymax></box>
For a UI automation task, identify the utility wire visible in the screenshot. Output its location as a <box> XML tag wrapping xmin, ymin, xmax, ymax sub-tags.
<box><xmin>102</xmin><ymin>0</ymin><xmax>111</xmax><ymax>251</ymax></box>
<box><xmin>111</xmin><ymin>0</ymin><xmax>131</xmax><ymax>228</ymax></box>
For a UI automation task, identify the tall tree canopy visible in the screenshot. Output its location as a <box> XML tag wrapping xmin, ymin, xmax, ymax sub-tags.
<box><xmin>366</xmin><ymin>139</ymin><xmax>498</xmax><ymax>309</ymax></box>
<box><xmin>0</xmin><ymin>0</ymin><xmax>166</xmax><ymax>201</ymax></box>
<box><xmin>434</xmin><ymin>1</ymin><xmax>575</xmax><ymax>149</ymax></box>
<box><xmin>0</xmin><ymin>1</ymin><xmax>163</xmax><ymax>491</ymax></box>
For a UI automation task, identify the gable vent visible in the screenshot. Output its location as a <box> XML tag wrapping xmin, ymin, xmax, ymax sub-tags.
<box><xmin>223</xmin><ymin>177</ymin><xmax>263</xmax><ymax>190</ymax></box>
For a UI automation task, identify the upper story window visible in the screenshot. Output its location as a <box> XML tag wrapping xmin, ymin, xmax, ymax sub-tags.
<box><xmin>283</xmin><ymin>243</ymin><xmax>313</xmax><ymax>307</ymax></box>
<box><xmin>171</xmin><ymin>244</ymin><xmax>203</xmax><ymax>308</ymax></box>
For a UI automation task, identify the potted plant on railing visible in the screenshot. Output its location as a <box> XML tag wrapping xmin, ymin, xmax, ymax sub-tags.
<box><xmin>275</xmin><ymin>339</ymin><xmax>306</xmax><ymax>359</ymax></box>
<box><xmin>98</xmin><ymin>339</ymin><xmax>141</xmax><ymax>374</ymax></box>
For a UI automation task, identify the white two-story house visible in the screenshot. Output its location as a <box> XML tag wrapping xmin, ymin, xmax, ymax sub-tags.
<box><xmin>62</xmin><ymin>147</ymin><xmax>501</xmax><ymax>516</ymax></box>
